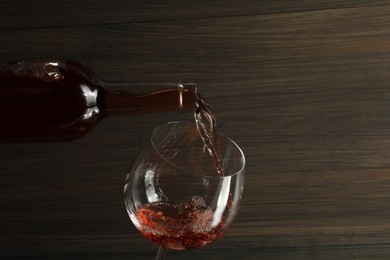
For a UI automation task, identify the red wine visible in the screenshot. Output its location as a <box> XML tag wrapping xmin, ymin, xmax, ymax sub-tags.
<box><xmin>0</xmin><ymin>60</ymin><xmax>197</xmax><ymax>142</ymax></box>
<box><xmin>194</xmin><ymin>98</ymin><xmax>235</xmax><ymax>208</ymax></box>
<box><xmin>194</xmin><ymin>97</ymin><xmax>224</xmax><ymax>176</ymax></box>
<box><xmin>136</xmin><ymin>196</ymin><xmax>225</xmax><ymax>250</ymax></box>
<box><xmin>0</xmin><ymin>60</ymin><xmax>101</xmax><ymax>142</ymax></box>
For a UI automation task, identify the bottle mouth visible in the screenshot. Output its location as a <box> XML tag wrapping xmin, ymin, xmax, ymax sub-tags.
<box><xmin>178</xmin><ymin>81</ymin><xmax>197</xmax><ymax>113</ymax></box>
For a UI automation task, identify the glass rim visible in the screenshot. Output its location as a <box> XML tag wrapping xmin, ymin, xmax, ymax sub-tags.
<box><xmin>150</xmin><ymin>121</ymin><xmax>245</xmax><ymax>179</ymax></box>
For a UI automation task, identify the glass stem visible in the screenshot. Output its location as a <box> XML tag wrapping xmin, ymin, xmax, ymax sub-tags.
<box><xmin>155</xmin><ymin>246</ymin><xmax>167</xmax><ymax>260</ymax></box>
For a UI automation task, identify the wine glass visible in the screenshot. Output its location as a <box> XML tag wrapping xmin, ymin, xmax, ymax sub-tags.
<box><xmin>124</xmin><ymin>121</ymin><xmax>245</xmax><ymax>259</ymax></box>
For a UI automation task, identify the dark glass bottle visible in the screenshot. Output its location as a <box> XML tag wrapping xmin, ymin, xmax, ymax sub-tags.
<box><xmin>0</xmin><ymin>60</ymin><xmax>197</xmax><ymax>142</ymax></box>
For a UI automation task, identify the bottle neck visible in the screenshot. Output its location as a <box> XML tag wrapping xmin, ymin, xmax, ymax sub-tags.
<box><xmin>99</xmin><ymin>81</ymin><xmax>198</xmax><ymax>116</ymax></box>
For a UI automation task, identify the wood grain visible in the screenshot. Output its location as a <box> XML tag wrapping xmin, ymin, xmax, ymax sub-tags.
<box><xmin>2</xmin><ymin>1</ymin><xmax>390</xmax><ymax>259</ymax></box>
<box><xmin>1</xmin><ymin>0</ymin><xmax>390</xmax><ymax>30</ymax></box>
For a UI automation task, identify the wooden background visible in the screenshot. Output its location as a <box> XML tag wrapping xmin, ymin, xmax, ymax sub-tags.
<box><xmin>2</xmin><ymin>0</ymin><xmax>390</xmax><ymax>259</ymax></box>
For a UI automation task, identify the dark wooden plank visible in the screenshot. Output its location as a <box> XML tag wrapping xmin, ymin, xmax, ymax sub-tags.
<box><xmin>2</xmin><ymin>2</ymin><xmax>390</xmax><ymax>259</ymax></box>
<box><xmin>5</xmin><ymin>246</ymin><xmax>390</xmax><ymax>260</ymax></box>
<box><xmin>1</xmin><ymin>0</ymin><xmax>390</xmax><ymax>30</ymax></box>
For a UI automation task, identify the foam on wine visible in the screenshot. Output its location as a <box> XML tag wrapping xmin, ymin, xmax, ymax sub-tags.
<box><xmin>136</xmin><ymin>196</ymin><xmax>225</xmax><ymax>250</ymax></box>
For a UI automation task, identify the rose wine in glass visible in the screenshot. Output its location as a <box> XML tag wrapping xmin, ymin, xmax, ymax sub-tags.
<box><xmin>124</xmin><ymin>120</ymin><xmax>245</xmax><ymax>259</ymax></box>
<box><xmin>137</xmin><ymin>196</ymin><xmax>225</xmax><ymax>250</ymax></box>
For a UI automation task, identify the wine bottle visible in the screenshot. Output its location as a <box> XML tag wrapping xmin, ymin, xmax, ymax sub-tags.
<box><xmin>0</xmin><ymin>60</ymin><xmax>197</xmax><ymax>142</ymax></box>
